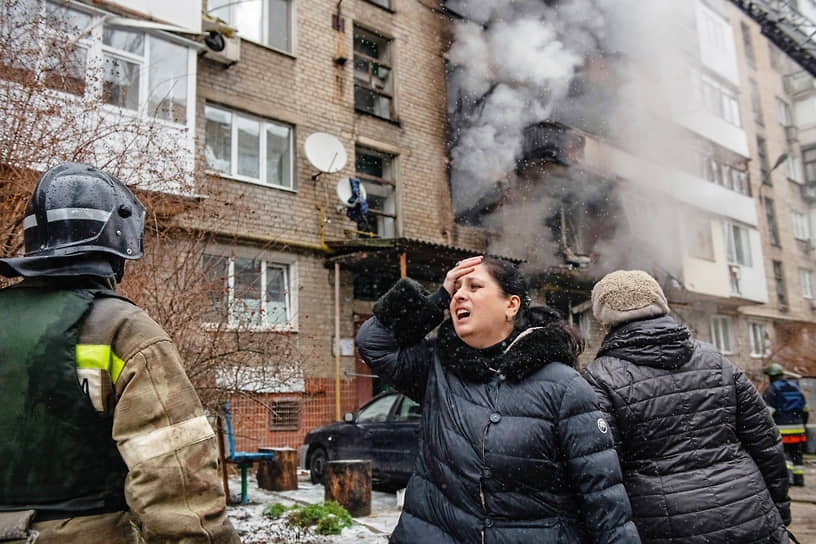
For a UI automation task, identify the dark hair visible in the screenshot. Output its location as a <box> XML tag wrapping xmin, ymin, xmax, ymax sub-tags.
<box><xmin>480</xmin><ymin>257</ymin><xmax>584</xmax><ymax>365</ymax></box>
<box><xmin>481</xmin><ymin>257</ymin><xmax>530</xmax><ymax>309</ymax></box>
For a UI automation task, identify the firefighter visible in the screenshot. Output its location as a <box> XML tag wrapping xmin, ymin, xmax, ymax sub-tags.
<box><xmin>0</xmin><ymin>163</ymin><xmax>240</xmax><ymax>543</ymax></box>
<box><xmin>764</xmin><ymin>363</ymin><xmax>809</xmax><ymax>487</ymax></box>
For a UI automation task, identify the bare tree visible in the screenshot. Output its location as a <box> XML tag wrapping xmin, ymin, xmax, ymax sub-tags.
<box><xmin>0</xmin><ymin>0</ymin><xmax>308</xmax><ymax>430</ymax></box>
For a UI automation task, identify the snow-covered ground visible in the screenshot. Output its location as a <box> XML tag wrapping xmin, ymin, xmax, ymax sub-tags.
<box><xmin>226</xmin><ymin>471</ymin><xmax>401</xmax><ymax>544</ymax></box>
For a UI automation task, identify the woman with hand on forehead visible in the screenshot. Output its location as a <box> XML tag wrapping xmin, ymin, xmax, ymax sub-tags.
<box><xmin>355</xmin><ymin>256</ymin><xmax>639</xmax><ymax>544</ymax></box>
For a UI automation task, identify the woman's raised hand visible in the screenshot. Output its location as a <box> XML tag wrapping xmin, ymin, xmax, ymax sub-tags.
<box><xmin>443</xmin><ymin>256</ymin><xmax>484</xmax><ymax>296</ymax></box>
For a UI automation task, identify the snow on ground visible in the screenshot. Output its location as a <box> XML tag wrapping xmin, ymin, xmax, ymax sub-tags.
<box><xmin>226</xmin><ymin>471</ymin><xmax>401</xmax><ymax>544</ymax></box>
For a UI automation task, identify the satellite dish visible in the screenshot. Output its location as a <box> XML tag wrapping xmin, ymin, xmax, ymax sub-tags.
<box><xmin>304</xmin><ymin>133</ymin><xmax>347</xmax><ymax>180</ymax></box>
<box><xmin>336</xmin><ymin>177</ymin><xmax>367</xmax><ymax>207</ymax></box>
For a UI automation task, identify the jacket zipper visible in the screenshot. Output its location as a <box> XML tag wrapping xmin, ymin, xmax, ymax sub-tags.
<box><xmin>480</xmin><ymin>376</ymin><xmax>502</xmax><ymax>543</ymax></box>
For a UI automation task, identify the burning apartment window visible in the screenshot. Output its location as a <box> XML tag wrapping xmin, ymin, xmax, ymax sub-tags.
<box><xmin>208</xmin><ymin>0</ymin><xmax>292</xmax><ymax>52</ymax></box>
<box><xmin>268</xmin><ymin>399</ymin><xmax>301</xmax><ymax>430</ymax></box>
<box><xmin>773</xmin><ymin>260</ymin><xmax>787</xmax><ymax>306</ymax></box>
<box><xmin>710</xmin><ymin>315</ymin><xmax>734</xmax><ymax>354</ymax></box>
<box><xmin>765</xmin><ymin>198</ymin><xmax>781</xmax><ymax>247</ymax></box>
<box><xmin>723</xmin><ymin>222</ymin><xmax>752</xmax><ymax>267</ymax></box>
<box><xmin>757</xmin><ymin>136</ymin><xmax>771</xmax><ymax>185</ymax></box>
<box><xmin>748</xmin><ymin>322</ymin><xmax>770</xmax><ymax>357</ymax></box>
<box><xmin>800</xmin><ymin>269</ymin><xmax>814</xmax><ymax>299</ymax></box>
<box><xmin>741</xmin><ymin>22</ymin><xmax>755</xmax><ymax>69</ymax></box>
<box><xmin>354</xmin><ymin>146</ymin><xmax>397</xmax><ymax>237</ymax></box>
<box><xmin>792</xmin><ymin>211</ymin><xmax>810</xmax><ymax>241</ymax></box>
<box><xmin>749</xmin><ymin>80</ymin><xmax>763</xmax><ymax>126</ymax></box>
<box><xmin>204</xmin><ymin>104</ymin><xmax>293</xmax><ymax>190</ymax></box>
<box><xmin>804</xmin><ymin>147</ymin><xmax>816</xmax><ymax>184</ymax></box>
<box><xmin>696</xmin><ymin>152</ymin><xmax>750</xmax><ymax>196</ymax></box>
<box><xmin>201</xmin><ymin>251</ymin><xmax>294</xmax><ymax>329</ymax></box>
<box><xmin>353</xmin><ymin>26</ymin><xmax>394</xmax><ymax>120</ymax></box>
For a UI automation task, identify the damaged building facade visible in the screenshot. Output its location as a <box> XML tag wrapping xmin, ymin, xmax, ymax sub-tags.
<box><xmin>446</xmin><ymin>0</ymin><xmax>816</xmax><ymax>380</ymax></box>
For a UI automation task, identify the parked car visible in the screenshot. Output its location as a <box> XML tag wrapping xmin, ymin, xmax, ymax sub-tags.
<box><xmin>300</xmin><ymin>391</ymin><xmax>421</xmax><ymax>488</ymax></box>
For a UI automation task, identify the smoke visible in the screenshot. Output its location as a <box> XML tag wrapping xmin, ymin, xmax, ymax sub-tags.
<box><xmin>447</xmin><ymin>0</ymin><xmax>700</xmax><ymax>277</ymax></box>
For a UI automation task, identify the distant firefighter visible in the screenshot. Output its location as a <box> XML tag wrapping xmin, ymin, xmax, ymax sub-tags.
<box><xmin>764</xmin><ymin>363</ymin><xmax>810</xmax><ymax>487</ymax></box>
<box><xmin>0</xmin><ymin>163</ymin><xmax>240</xmax><ymax>543</ymax></box>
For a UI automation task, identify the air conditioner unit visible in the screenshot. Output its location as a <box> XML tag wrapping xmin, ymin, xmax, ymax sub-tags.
<box><xmin>202</xmin><ymin>31</ymin><xmax>240</xmax><ymax>65</ymax></box>
<box><xmin>201</xmin><ymin>18</ymin><xmax>240</xmax><ymax>65</ymax></box>
<box><xmin>785</xmin><ymin>125</ymin><xmax>799</xmax><ymax>142</ymax></box>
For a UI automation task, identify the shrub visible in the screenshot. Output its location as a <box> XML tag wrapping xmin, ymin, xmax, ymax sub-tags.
<box><xmin>285</xmin><ymin>501</ymin><xmax>353</xmax><ymax>535</ymax></box>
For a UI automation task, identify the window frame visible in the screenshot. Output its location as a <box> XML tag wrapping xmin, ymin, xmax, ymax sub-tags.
<box><xmin>353</xmin><ymin>25</ymin><xmax>395</xmax><ymax>120</ymax></box>
<box><xmin>207</xmin><ymin>0</ymin><xmax>294</xmax><ymax>54</ymax></box>
<box><xmin>776</xmin><ymin>97</ymin><xmax>793</xmax><ymax>127</ymax></box>
<box><xmin>723</xmin><ymin>221</ymin><xmax>753</xmax><ymax>267</ymax></box>
<box><xmin>700</xmin><ymin>74</ymin><xmax>741</xmax><ymax>127</ymax></box>
<box><xmin>201</xmin><ymin>248</ymin><xmax>297</xmax><ymax>332</ymax></box>
<box><xmin>792</xmin><ymin>211</ymin><xmax>810</xmax><ymax>241</ymax></box>
<box><xmin>4</xmin><ymin>1</ymin><xmax>197</xmax><ymax>127</ymax></box>
<box><xmin>748</xmin><ymin>321</ymin><xmax>769</xmax><ymax>358</ymax></box>
<box><xmin>764</xmin><ymin>197</ymin><xmax>781</xmax><ymax>247</ymax></box>
<box><xmin>757</xmin><ymin>136</ymin><xmax>771</xmax><ymax>185</ymax></box>
<box><xmin>353</xmin><ymin>145</ymin><xmax>398</xmax><ymax>238</ymax></box>
<box><xmin>773</xmin><ymin>260</ymin><xmax>787</xmax><ymax>306</ymax></box>
<box><xmin>710</xmin><ymin>315</ymin><xmax>735</xmax><ymax>354</ymax></box>
<box><xmin>204</xmin><ymin>103</ymin><xmax>295</xmax><ymax>190</ymax></box>
<box><xmin>800</xmin><ymin>268</ymin><xmax>814</xmax><ymax>299</ymax></box>
<box><xmin>803</xmin><ymin>146</ymin><xmax>816</xmax><ymax>184</ymax></box>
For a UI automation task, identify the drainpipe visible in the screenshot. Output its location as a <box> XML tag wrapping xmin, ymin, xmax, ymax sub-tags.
<box><xmin>334</xmin><ymin>261</ymin><xmax>342</xmax><ymax>421</ymax></box>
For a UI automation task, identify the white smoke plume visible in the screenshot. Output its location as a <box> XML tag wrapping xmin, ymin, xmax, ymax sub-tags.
<box><xmin>446</xmin><ymin>0</ymin><xmax>701</xmax><ymax>276</ymax></box>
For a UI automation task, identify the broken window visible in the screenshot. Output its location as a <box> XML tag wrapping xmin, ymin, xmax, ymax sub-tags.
<box><xmin>774</xmin><ymin>260</ymin><xmax>787</xmax><ymax>306</ymax></box>
<box><xmin>354</xmin><ymin>26</ymin><xmax>394</xmax><ymax>120</ymax></box>
<box><xmin>354</xmin><ymin>146</ymin><xmax>397</xmax><ymax>237</ymax></box>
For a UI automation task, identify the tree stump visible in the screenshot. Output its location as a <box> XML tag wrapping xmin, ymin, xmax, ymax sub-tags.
<box><xmin>256</xmin><ymin>447</ymin><xmax>298</xmax><ymax>491</ymax></box>
<box><xmin>324</xmin><ymin>460</ymin><xmax>371</xmax><ymax>517</ymax></box>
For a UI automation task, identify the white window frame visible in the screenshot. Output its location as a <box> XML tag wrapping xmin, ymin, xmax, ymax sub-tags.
<box><xmin>207</xmin><ymin>0</ymin><xmax>294</xmax><ymax>54</ymax></box>
<box><xmin>204</xmin><ymin>104</ymin><xmax>295</xmax><ymax>190</ymax></box>
<box><xmin>723</xmin><ymin>222</ymin><xmax>752</xmax><ymax>267</ymax></box>
<box><xmin>700</xmin><ymin>74</ymin><xmax>741</xmax><ymax>127</ymax></box>
<box><xmin>793</xmin><ymin>211</ymin><xmax>810</xmax><ymax>241</ymax></box>
<box><xmin>202</xmin><ymin>248</ymin><xmax>298</xmax><ymax>332</ymax></box>
<box><xmin>710</xmin><ymin>315</ymin><xmax>735</xmax><ymax>354</ymax></box>
<box><xmin>786</xmin><ymin>154</ymin><xmax>803</xmax><ymax>182</ymax></box>
<box><xmin>748</xmin><ymin>322</ymin><xmax>769</xmax><ymax>358</ymax></box>
<box><xmin>800</xmin><ymin>268</ymin><xmax>814</xmax><ymax>299</ymax></box>
<box><xmin>776</xmin><ymin>97</ymin><xmax>793</xmax><ymax>126</ymax></box>
<box><xmin>7</xmin><ymin>1</ymin><xmax>197</xmax><ymax>127</ymax></box>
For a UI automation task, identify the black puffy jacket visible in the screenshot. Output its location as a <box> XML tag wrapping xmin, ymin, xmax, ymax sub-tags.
<box><xmin>583</xmin><ymin>316</ymin><xmax>790</xmax><ymax>544</ymax></box>
<box><xmin>356</xmin><ymin>279</ymin><xmax>640</xmax><ymax>544</ymax></box>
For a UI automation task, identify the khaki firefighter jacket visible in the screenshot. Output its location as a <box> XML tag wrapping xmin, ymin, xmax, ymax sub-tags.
<box><xmin>0</xmin><ymin>279</ymin><xmax>240</xmax><ymax>544</ymax></box>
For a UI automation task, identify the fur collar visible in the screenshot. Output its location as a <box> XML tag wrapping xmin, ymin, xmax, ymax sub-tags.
<box><xmin>436</xmin><ymin>319</ymin><xmax>558</xmax><ymax>383</ymax></box>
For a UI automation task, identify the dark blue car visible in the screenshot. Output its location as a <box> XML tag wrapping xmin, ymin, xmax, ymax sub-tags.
<box><xmin>300</xmin><ymin>391</ymin><xmax>421</xmax><ymax>488</ymax></box>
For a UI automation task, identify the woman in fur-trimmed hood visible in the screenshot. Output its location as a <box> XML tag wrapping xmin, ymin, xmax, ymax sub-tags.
<box><xmin>355</xmin><ymin>256</ymin><xmax>640</xmax><ymax>544</ymax></box>
<box><xmin>583</xmin><ymin>270</ymin><xmax>791</xmax><ymax>544</ymax></box>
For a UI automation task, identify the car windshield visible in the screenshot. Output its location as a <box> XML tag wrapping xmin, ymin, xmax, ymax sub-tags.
<box><xmin>356</xmin><ymin>394</ymin><xmax>396</xmax><ymax>423</ymax></box>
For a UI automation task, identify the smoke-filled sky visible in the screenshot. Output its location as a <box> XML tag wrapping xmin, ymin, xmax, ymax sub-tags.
<box><xmin>445</xmin><ymin>0</ymin><xmax>706</xmax><ymax>275</ymax></box>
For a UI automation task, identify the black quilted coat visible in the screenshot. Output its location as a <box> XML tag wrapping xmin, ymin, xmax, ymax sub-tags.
<box><xmin>583</xmin><ymin>316</ymin><xmax>790</xmax><ymax>544</ymax></box>
<box><xmin>355</xmin><ymin>279</ymin><xmax>640</xmax><ymax>544</ymax></box>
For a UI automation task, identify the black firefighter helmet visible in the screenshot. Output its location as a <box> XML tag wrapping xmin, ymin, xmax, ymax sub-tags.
<box><xmin>0</xmin><ymin>162</ymin><xmax>145</xmax><ymax>280</ymax></box>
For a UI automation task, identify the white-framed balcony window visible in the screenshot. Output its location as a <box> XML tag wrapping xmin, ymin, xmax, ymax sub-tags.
<box><xmin>748</xmin><ymin>322</ymin><xmax>770</xmax><ymax>358</ymax></box>
<box><xmin>204</xmin><ymin>104</ymin><xmax>294</xmax><ymax>189</ymax></box>
<box><xmin>800</xmin><ymin>269</ymin><xmax>813</xmax><ymax>299</ymax></box>
<box><xmin>700</xmin><ymin>74</ymin><xmax>741</xmax><ymax>127</ymax></box>
<box><xmin>710</xmin><ymin>315</ymin><xmax>734</xmax><ymax>354</ymax></box>
<box><xmin>202</xmin><ymin>250</ymin><xmax>296</xmax><ymax>330</ymax></box>
<box><xmin>723</xmin><ymin>222</ymin><xmax>752</xmax><ymax>267</ymax></box>
<box><xmin>793</xmin><ymin>211</ymin><xmax>810</xmax><ymax>241</ymax></box>
<box><xmin>3</xmin><ymin>0</ymin><xmax>195</xmax><ymax>126</ymax></box>
<box><xmin>208</xmin><ymin>0</ymin><xmax>292</xmax><ymax>53</ymax></box>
